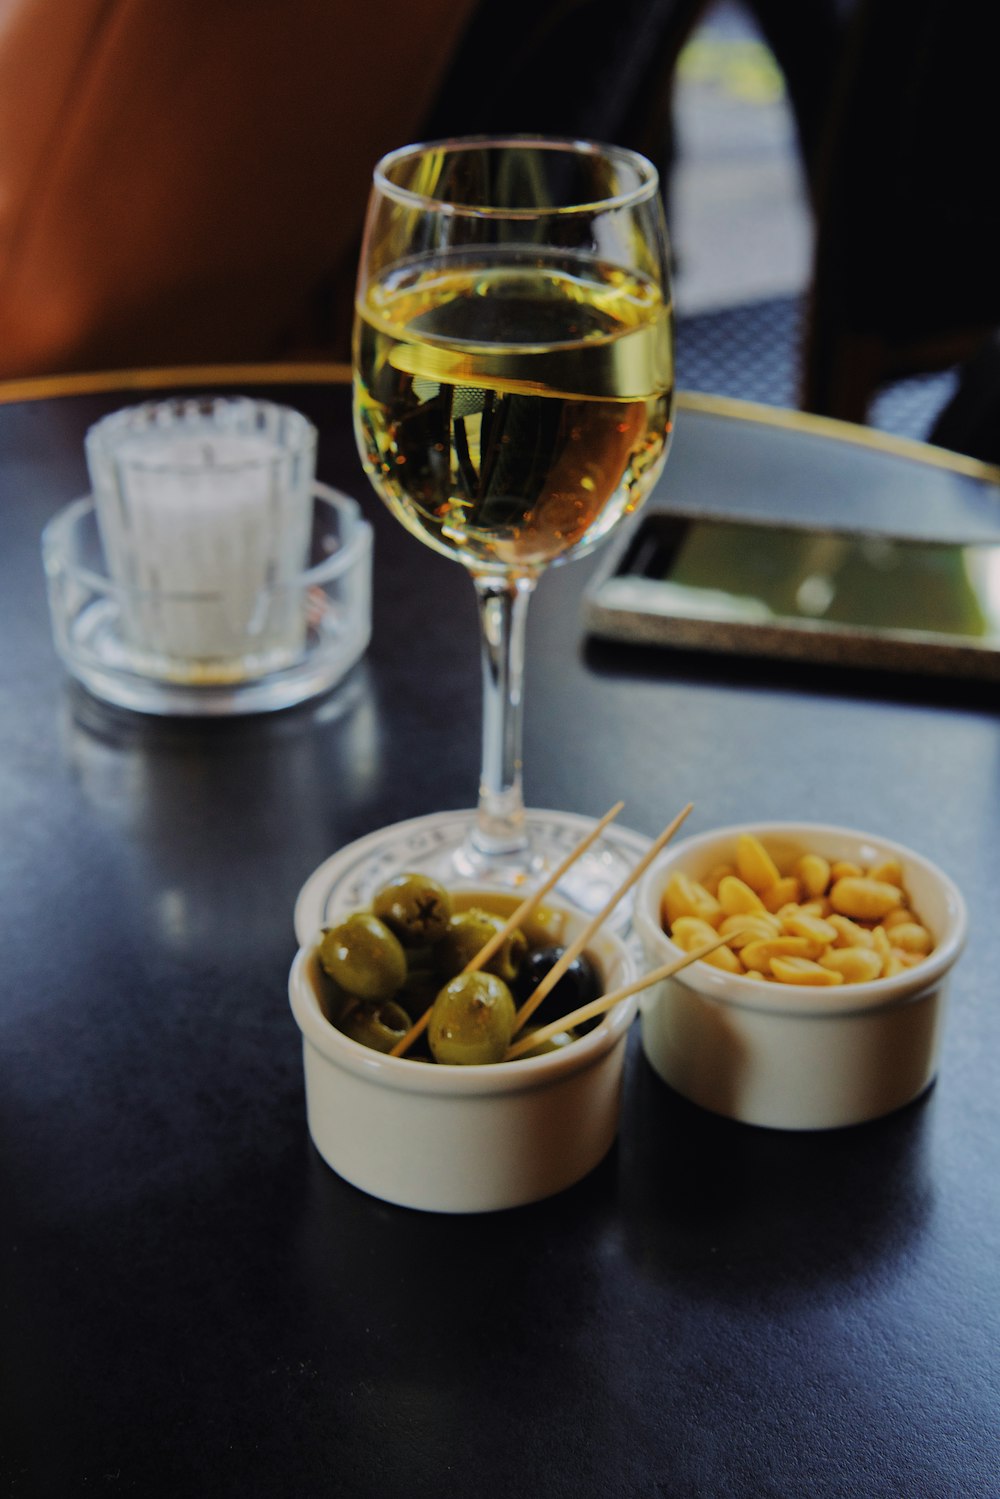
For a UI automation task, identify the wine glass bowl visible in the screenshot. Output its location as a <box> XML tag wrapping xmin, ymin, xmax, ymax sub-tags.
<box><xmin>352</xmin><ymin>136</ymin><xmax>674</xmax><ymax>901</ymax></box>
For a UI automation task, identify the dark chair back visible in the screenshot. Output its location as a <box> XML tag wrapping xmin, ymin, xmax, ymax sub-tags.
<box><xmin>802</xmin><ymin>0</ymin><xmax>1000</xmax><ymax>423</ymax></box>
<box><xmin>424</xmin><ymin>0</ymin><xmax>847</xmax><ymax>219</ymax></box>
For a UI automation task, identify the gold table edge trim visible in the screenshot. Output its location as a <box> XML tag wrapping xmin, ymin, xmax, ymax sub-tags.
<box><xmin>0</xmin><ymin>362</ymin><xmax>996</xmax><ymax>486</ymax></box>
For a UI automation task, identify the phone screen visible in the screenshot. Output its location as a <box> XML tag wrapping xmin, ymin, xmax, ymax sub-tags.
<box><xmin>586</xmin><ymin>513</ymin><xmax>1000</xmax><ymax>676</ymax></box>
<box><xmin>615</xmin><ymin>515</ymin><xmax>1000</xmax><ymax>640</ymax></box>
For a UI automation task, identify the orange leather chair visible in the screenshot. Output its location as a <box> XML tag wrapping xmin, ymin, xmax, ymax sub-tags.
<box><xmin>0</xmin><ymin>0</ymin><xmax>474</xmax><ymax>379</ymax></box>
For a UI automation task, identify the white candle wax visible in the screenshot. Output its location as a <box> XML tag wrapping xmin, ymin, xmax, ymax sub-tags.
<box><xmin>96</xmin><ymin>423</ymin><xmax>314</xmax><ymax>677</ymax></box>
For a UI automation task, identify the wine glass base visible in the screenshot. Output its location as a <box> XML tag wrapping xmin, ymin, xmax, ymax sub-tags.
<box><xmin>294</xmin><ymin>807</ymin><xmax>653</xmax><ymax>945</ymax></box>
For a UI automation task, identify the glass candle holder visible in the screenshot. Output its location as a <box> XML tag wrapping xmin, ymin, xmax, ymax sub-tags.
<box><xmin>84</xmin><ymin>396</ymin><xmax>317</xmax><ymax>680</ymax></box>
<box><xmin>42</xmin><ymin>483</ymin><xmax>372</xmax><ymax>717</ymax></box>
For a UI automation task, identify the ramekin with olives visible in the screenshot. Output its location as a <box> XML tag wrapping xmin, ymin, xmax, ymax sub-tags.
<box><xmin>316</xmin><ymin>871</ymin><xmax>605</xmax><ymax>1064</ymax></box>
<box><xmin>288</xmin><ymin>879</ymin><xmax>637</xmax><ymax>1211</ymax></box>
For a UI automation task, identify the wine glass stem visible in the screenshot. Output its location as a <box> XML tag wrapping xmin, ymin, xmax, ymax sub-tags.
<box><xmin>470</xmin><ymin>570</ymin><xmax>538</xmax><ymax>861</ymax></box>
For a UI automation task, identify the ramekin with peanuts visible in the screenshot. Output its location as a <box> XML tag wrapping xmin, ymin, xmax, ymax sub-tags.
<box><xmin>632</xmin><ymin>821</ymin><xmax>968</xmax><ymax>1129</ymax></box>
<box><xmin>661</xmin><ymin>832</ymin><xmax>936</xmax><ymax>987</ymax></box>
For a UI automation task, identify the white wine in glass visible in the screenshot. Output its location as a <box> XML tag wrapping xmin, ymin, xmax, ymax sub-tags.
<box><xmin>353</xmin><ymin>136</ymin><xmax>674</xmax><ymax>903</ymax></box>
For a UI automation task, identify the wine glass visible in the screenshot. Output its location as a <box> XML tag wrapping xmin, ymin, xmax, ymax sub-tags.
<box><xmin>352</xmin><ymin>135</ymin><xmax>674</xmax><ymax>907</ymax></box>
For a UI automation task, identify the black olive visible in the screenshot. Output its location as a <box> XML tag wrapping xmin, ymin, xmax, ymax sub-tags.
<box><xmin>512</xmin><ymin>945</ymin><xmax>601</xmax><ymax>1029</ymax></box>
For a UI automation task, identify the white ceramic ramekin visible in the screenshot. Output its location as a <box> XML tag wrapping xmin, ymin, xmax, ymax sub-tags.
<box><xmin>288</xmin><ymin>890</ymin><xmax>637</xmax><ymax>1212</ymax></box>
<box><xmin>633</xmin><ymin>822</ymin><xmax>968</xmax><ymax>1130</ymax></box>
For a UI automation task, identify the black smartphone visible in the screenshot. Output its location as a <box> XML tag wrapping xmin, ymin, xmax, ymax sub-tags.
<box><xmin>585</xmin><ymin>511</ymin><xmax>1000</xmax><ymax>678</ymax></box>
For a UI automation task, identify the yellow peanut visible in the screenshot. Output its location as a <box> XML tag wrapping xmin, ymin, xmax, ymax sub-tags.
<box><xmin>828</xmin><ymin>914</ymin><xmax>876</xmax><ymax>949</ymax></box>
<box><xmin>735</xmin><ymin>833</ymin><xmax>783</xmax><ymax>894</ymax></box>
<box><xmin>717</xmin><ymin>875</ymin><xmax>767</xmax><ymax>917</ymax></box>
<box><xmin>830</xmin><ymin>860</ymin><xmax>863</xmax><ymax>881</ymax></box>
<box><xmin>889</xmin><ymin>922</ymin><xmax>933</xmax><ymax>955</ymax></box>
<box><xmin>671</xmin><ymin>916</ymin><xmax>722</xmax><ymax>951</ymax></box>
<box><xmin>665</xmin><ymin>911</ymin><xmax>743</xmax><ymax>971</ymax></box>
<box><xmin>830</xmin><ymin>876</ymin><xmax>904</xmax><ymax>921</ymax></box>
<box><xmin>868</xmin><ymin>857</ymin><xmax>904</xmax><ymax>887</ymax></box>
<box><xmin>662</xmin><ymin>872</ymin><xmax>723</xmax><ymax>930</ymax></box>
<box><xmin>702</xmin><ymin>944</ymin><xmax>745</xmax><ymax>974</ymax></box>
<box><xmin>819</xmin><ymin>947</ymin><xmax>884</xmax><ymax>983</ymax></box>
<box><xmin>718</xmin><ymin>913</ymin><xmax>782</xmax><ymax>948</ymax></box>
<box><xmin>893</xmin><ymin>947</ymin><xmax>926</xmax><ymax>969</ymax></box>
<box><xmin>882</xmin><ymin>907</ymin><xmax>915</xmax><ymax>931</ymax></box>
<box><xmin>761</xmin><ymin>876</ymin><xmax>801</xmax><ymax>912</ymax></box>
<box><xmin>741</xmin><ymin>936</ymin><xmax>822</xmax><ymax>972</ymax></box>
<box><xmin>872</xmin><ymin>925</ymin><xmax>894</xmax><ymax>963</ymax></box>
<box><xmin>671</xmin><ymin>917</ymin><xmax>743</xmax><ymax>972</ymax></box>
<box><xmin>770</xmin><ymin>956</ymin><xmax>845</xmax><ymax>986</ymax></box>
<box><xmin>781</xmin><ymin>910</ymin><xmax>838</xmax><ymax>945</ymax></box>
<box><xmin>795</xmin><ymin>853</ymin><xmax>831</xmax><ymax>899</ymax></box>
<box><xmin>701</xmin><ymin>862</ymin><xmax>737</xmax><ymax>897</ymax></box>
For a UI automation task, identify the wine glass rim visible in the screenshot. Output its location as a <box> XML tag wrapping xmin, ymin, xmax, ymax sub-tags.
<box><xmin>372</xmin><ymin>134</ymin><xmax>661</xmax><ymax>218</ymax></box>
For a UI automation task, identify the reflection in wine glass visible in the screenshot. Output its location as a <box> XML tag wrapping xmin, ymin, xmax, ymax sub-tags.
<box><xmin>353</xmin><ymin>136</ymin><xmax>674</xmax><ymax>905</ymax></box>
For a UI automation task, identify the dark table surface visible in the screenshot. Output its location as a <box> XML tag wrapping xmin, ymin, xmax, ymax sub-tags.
<box><xmin>3</xmin><ymin>375</ymin><xmax>999</xmax><ymax>1499</ymax></box>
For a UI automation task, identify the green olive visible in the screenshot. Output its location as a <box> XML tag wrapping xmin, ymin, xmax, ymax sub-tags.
<box><xmin>513</xmin><ymin>1028</ymin><xmax>578</xmax><ymax>1058</ymax></box>
<box><xmin>316</xmin><ymin>969</ymin><xmax>353</xmax><ymax>1026</ymax></box>
<box><xmin>437</xmin><ymin>908</ymin><xmax>528</xmax><ymax>983</ymax></box>
<box><xmin>372</xmin><ymin>872</ymin><xmax>453</xmax><ymax>947</ymax></box>
<box><xmin>339</xmin><ymin>999</ymin><xmax>410</xmax><ymax>1053</ymax></box>
<box><xmin>428</xmin><ymin>971</ymin><xmax>516</xmax><ymax>1065</ymax></box>
<box><xmin>318</xmin><ymin>913</ymin><xmax>407</xmax><ymax>1001</ymax></box>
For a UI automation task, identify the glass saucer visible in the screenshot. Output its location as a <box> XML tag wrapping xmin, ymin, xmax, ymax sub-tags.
<box><xmin>42</xmin><ymin>483</ymin><xmax>372</xmax><ymax>717</ymax></box>
<box><xmin>293</xmin><ymin>806</ymin><xmax>653</xmax><ymax>943</ymax></box>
